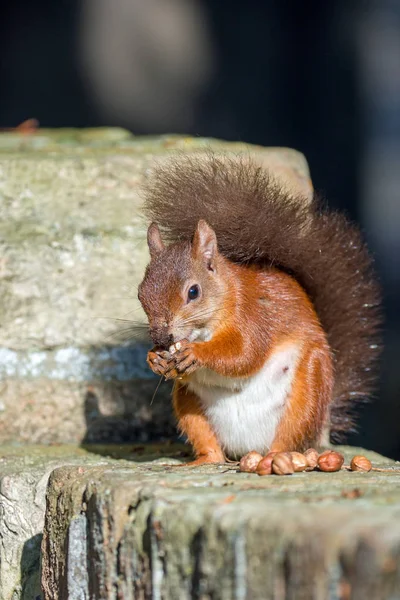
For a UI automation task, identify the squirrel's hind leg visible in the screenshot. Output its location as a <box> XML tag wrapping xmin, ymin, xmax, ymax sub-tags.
<box><xmin>270</xmin><ymin>344</ymin><xmax>333</xmax><ymax>453</ymax></box>
<box><xmin>173</xmin><ymin>382</ymin><xmax>225</xmax><ymax>466</ymax></box>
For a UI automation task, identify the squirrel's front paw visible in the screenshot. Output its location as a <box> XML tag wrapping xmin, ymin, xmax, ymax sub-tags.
<box><xmin>147</xmin><ymin>348</ymin><xmax>173</xmax><ymax>377</ymax></box>
<box><xmin>147</xmin><ymin>342</ymin><xmax>200</xmax><ymax>380</ymax></box>
<box><xmin>147</xmin><ymin>347</ymin><xmax>181</xmax><ymax>380</ymax></box>
<box><xmin>168</xmin><ymin>340</ymin><xmax>200</xmax><ymax>376</ymax></box>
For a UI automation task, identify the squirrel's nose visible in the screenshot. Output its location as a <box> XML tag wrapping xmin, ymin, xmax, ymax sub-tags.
<box><xmin>149</xmin><ymin>326</ymin><xmax>174</xmax><ymax>349</ymax></box>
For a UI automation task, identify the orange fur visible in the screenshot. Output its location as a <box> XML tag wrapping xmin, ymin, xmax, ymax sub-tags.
<box><xmin>173</xmin><ymin>382</ymin><xmax>225</xmax><ymax>464</ymax></box>
<box><xmin>171</xmin><ymin>265</ymin><xmax>333</xmax><ymax>456</ymax></box>
<box><xmin>140</xmin><ymin>222</ymin><xmax>336</xmax><ymax>458</ymax></box>
<box><xmin>143</xmin><ymin>155</ymin><xmax>381</xmax><ymax>440</ymax></box>
<box><xmin>270</xmin><ymin>344</ymin><xmax>333</xmax><ymax>452</ymax></box>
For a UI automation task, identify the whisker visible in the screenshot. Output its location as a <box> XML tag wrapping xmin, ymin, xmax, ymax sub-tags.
<box><xmin>104</xmin><ymin>324</ymin><xmax>148</xmax><ymax>335</ymax></box>
<box><xmin>97</xmin><ymin>317</ymin><xmax>146</xmax><ymax>325</ymax></box>
<box><xmin>120</xmin><ymin>307</ymin><xmax>145</xmax><ymax>318</ymax></box>
<box><xmin>182</xmin><ymin>304</ymin><xmax>227</xmax><ymax>320</ymax></box>
<box><xmin>107</xmin><ymin>297</ymin><xmax>142</xmax><ymax>302</ymax></box>
<box><xmin>150</xmin><ymin>376</ymin><xmax>164</xmax><ymax>406</ymax></box>
<box><xmin>175</xmin><ymin>306</ymin><xmax>227</xmax><ymax>327</ymax></box>
<box><xmin>104</xmin><ymin>327</ymin><xmax>150</xmax><ymax>342</ymax></box>
<box><xmin>120</xmin><ymin>283</ymin><xmax>140</xmax><ymax>294</ymax></box>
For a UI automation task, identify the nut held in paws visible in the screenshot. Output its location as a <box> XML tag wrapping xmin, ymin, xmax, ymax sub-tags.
<box><xmin>239</xmin><ymin>451</ymin><xmax>263</xmax><ymax>473</ymax></box>
<box><xmin>317</xmin><ymin>450</ymin><xmax>344</xmax><ymax>472</ymax></box>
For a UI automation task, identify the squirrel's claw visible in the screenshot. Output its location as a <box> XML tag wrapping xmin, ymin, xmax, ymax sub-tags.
<box><xmin>147</xmin><ymin>342</ymin><xmax>200</xmax><ymax>379</ymax></box>
<box><xmin>175</xmin><ymin>355</ymin><xmax>197</xmax><ymax>374</ymax></box>
<box><xmin>164</xmin><ymin>368</ymin><xmax>179</xmax><ymax>380</ymax></box>
<box><xmin>147</xmin><ymin>349</ymin><xmax>173</xmax><ymax>377</ymax></box>
<box><xmin>171</xmin><ymin>341</ymin><xmax>200</xmax><ymax>375</ymax></box>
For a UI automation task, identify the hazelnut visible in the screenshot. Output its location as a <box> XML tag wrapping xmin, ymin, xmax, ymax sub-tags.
<box><xmin>304</xmin><ymin>448</ymin><xmax>319</xmax><ymax>470</ymax></box>
<box><xmin>317</xmin><ymin>450</ymin><xmax>344</xmax><ymax>472</ymax></box>
<box><xmin>239</xmin><ymin>451</ymin><xmax>264</xmax><ymax>473</ymax></box>
<box><xmin>272</xmin><ymin>452</ymin><xmax>294</xmax><ymax>475</ymax></box>
<box><xmin>290</xmin><ymin>452</ymin><xmax>308</xmax><ymax>472</ymax></box>
<box><xmin>350</xmin><ymin>455</ymin><xmax>372</xmax><ymax>472</ymax></box>
<box><xmin>256</xmin><ymin>452</ymin><xmax>277</xmax><ymax>476</ymax></box>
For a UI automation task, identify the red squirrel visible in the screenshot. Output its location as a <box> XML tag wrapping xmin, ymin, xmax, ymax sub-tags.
<box><xmin>138</xmin><ymin>154</ymin><xmax>381</xmax><ymax>465</ymax></box>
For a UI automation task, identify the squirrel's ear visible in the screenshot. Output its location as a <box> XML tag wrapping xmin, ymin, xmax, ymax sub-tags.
<box><xmin>147</xmin><ymin>223</ymin><xmax>165</xmax><ymax>258</ymax></box>
<box><xmin>192</xmin><ymin>220</ymin><xmax>217</xmax><ymax>271</ymax></box>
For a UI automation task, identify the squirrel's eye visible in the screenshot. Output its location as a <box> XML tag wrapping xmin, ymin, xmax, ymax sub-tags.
<box><xmin>188</xmin><ymin>284</ymin><xmax>200</xmax><ymax>301</ymax></box>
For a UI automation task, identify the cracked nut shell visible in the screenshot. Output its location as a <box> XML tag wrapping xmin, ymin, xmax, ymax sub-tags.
<box><xmin>304</xmin><ymin>448</ymin><xmax>319</xmax><ymax>470</ymax></box>
<box><xmin>290</xmin><ymin>451</ymin><xmax>308</xmax><ymax>472</ymax></box>
<box><xmin>256</xmin><ymin>452</ymin><xmax>277</xmax><ymax>476</ymax></box>
<box><xmin>272</xmin><ymin>452</ymin><xmax>294</xmax><ymax>475</ymax></box>
<box><xmin>317</xmin><ymin>450</ymin><xmax>344</xmax><ymax>472</ymax></box>
<box><xmin>239</xmin><ymin>451</ymin><xmax>264</xmax><ymax>473</ymax></box>
<box><xmin>350</xmin><ymin>455</ymin><xmax>372</xmax><ymax>472</ymax></box>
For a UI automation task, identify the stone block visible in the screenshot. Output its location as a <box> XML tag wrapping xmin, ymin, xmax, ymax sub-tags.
<box><xmin>40</xmin><ymin>446</ymin><xmax>400</xmax><ymax>600</ymax></box>
<box><xmin>0</xmin><ymin>130</ymin><xmax>312</xmax><ymax>444</ymax></box>
<box><xmin>0</xmin><ymin>443</ymin><xmax>187</xmax><ymax>600</ymax></box>
<box><xmin>0</xmin><ymin>445</ymin><xmax>119</xmax><ymax>599</ymax></box>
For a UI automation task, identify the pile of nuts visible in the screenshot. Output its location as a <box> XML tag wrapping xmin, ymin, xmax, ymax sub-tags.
<box><xmin>239</xmin><ymin>449</ymin><xmax>372</xmax><ymax>476</ymax></box>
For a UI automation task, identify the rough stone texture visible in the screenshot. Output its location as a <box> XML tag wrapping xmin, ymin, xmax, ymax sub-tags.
<box><xmin>0</xmin><ymin>129</ymin><xmax>312</xmax><ymax>445</ymax></box>
<box><xmin>40</xmin><ymin>445</ymin><xmax>400</xmax><ymax>600</ymax></box>
<box><xmin>0</xmin><ymin>445</ymin><xmax>107</xmax><ymax>600</ymax></box>
<box><xmin>0</xmin><ymin>443</ymin><xmax>188</xmax><ymax>600</ymax></box>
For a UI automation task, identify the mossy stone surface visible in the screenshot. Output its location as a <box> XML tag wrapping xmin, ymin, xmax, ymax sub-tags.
<box><xmin>38</xmin><ymin>444</ymin><xmax>399</xmax><ymax>600</ymax></box>
<box><xmin>1</xmin><ymin>442</ymin><xmax>398</xmax><ymax>600</ymax></box>
<box><xmin>0</xmin><ymin>442</ymin><xmax>188</xmax><ymax>600</ymax></box>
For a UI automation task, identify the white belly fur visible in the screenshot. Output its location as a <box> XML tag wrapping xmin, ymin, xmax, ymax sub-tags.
<box><xmin>187</xmin><ymin>342</ymin><xmax>301</xmax><ymax>458</ymax></box>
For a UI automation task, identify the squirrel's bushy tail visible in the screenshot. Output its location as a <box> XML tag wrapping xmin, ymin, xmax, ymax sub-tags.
<box><xmin>143</xmin><ymin>153</ymin><xmax>381</xmax><ymax>440</ymax></box>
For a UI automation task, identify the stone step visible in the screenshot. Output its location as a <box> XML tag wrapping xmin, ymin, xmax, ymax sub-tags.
<box><xmin>36</xmin><ymin>445</ymin><xmax>398</xmax><ymax>600</ymax></box>
<box><xmin>0</xmin><ymin>129</ymin><xmax>312</xmax><ymax>445</ymax></box>
<box><xmin>3</xmin><ymin>444</ymin><xmax>398</xmax><ymax>599</ymax></box>
<box><xmin>0</xmin><ymin>443</ymin><xmax>189</xmax><ymax>599</ymax></box>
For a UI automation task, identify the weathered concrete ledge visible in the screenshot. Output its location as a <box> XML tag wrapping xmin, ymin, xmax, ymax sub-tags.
<box><xmin>0</xmin><ymin>129</ymin><xmax>312</xmax><ymax>445</ymax></box>
<box><xmin>1</xmin><ymin>443</ymin><xmax>399</xmax><ymax>599</ymax></box>
<box><xmin>0</xmin><ymin>443</ymin><xmax>190</xmax><ymax>599</ymax></box>
<box><xmin>16</xmin><ymin>444</ymin><xmax>396</xmax><ymax>600</ymax></box>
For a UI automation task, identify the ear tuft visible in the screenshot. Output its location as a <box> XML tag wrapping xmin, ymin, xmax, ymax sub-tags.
<box><xmin>192</xmin><ymin>220</ymin><xmax>218</xmax><ymax>270</ymax></box>
<box><xmin>147</xmin><ymin>223</ymin><xmax>165</xmax><ymax>258</ymax></box>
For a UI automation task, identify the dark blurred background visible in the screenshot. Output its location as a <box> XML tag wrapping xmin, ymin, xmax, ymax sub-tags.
<box><xmin>0</xmin><ymin>0</ymin><xmax>399</xmax><ymax>457</ymax></box>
